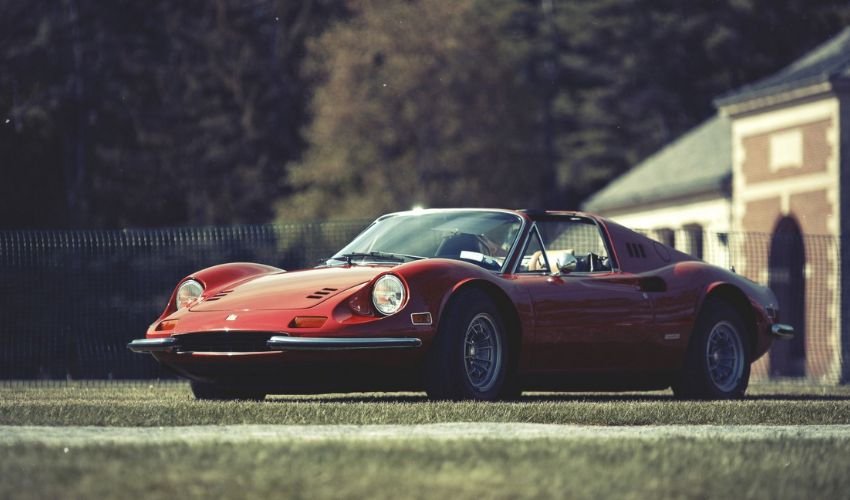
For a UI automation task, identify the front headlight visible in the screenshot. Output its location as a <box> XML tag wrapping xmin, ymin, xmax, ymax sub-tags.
<box><xmin>371</xmin><ymin>274</ymin><xmax>406</xmax><ymax>316</ymax></box>
<box><xmin>176</xmin><ymin>279</ymin><xmax>204</xmax><ymax>310</ymax></box>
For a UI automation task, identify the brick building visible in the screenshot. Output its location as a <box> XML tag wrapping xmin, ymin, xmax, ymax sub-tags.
<box><xmin>583</xmin><ymin>115</ymin><xmax>733</xmax><ymax>266</ymax></box>
<box><xmin>585</xmin><ymin>27</ymin><xmax>850</xmax><ymax>383</ymax></box>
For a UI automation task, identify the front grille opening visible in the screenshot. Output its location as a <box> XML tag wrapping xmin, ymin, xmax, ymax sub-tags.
<box><xmin>174</xmin><ymin>332</ymin><xmax>276</xmax><ymax>353</ymax></box>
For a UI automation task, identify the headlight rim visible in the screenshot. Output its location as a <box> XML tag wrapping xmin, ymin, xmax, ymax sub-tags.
<box><xmin>176</xmin><ymin>279</ymin><xmax>204</xmax><ymax>310</ymax></box>
<box><xmin>371</xmin><ymin>274</ymin><xmax>407</xmax><ymax>316</ymax></box>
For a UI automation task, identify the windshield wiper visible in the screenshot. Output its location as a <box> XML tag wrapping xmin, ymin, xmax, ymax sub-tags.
<box><xmin>328</xmin><ymin>251</ymin><xmax>424</xmax><ymax>265</ymax></box>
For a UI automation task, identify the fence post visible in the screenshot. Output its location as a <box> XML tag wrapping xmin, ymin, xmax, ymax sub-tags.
<box><xmin>840</xmin><ymin>100</ymin><xmax>850</xmax><ymax>384</ymax></box>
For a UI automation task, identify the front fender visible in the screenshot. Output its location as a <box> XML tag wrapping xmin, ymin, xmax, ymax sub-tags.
<box><xmin>392</xmin><ymin>259</ymin><xmax>529</xmax><ymax>364</ymax></box>
<box><xmin>394</xmin><ymin>259</ymin><xmax>505</xmax><ymax>323</ymax></box>
<box><xmin>161</xmin><ymin>262</ymin><xmax>283</xmax><ymax>318</ymax></box>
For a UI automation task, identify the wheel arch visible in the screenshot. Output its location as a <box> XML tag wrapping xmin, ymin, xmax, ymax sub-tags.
<box><xmin>440</xmin><ymin>280</ymin><xmax>523</xmax><ymax>358</ymax></box>
<box><xmin>700</xmin><ymin>283</ymin><xmax>758</xmax><ymax>355</ymax></box>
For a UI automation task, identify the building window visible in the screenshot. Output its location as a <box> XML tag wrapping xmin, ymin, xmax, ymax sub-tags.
<box><xmin>683</xmin><ymin>224</ymin><xmax>704</xmax><ymax>260</ymax></box>
<box><xmin>655</xmin><ymin>228</ymin><xmax>675</xmax><ymax>248</ymax></box>
<box><xmin>769</xmin><ymin>129</ymin><xmax>803</xmax><ymax>171</ymax></box>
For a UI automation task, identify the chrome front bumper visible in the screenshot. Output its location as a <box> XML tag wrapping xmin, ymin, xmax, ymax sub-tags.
<box><xmin>266</xmin><ymin>336</ymin><xmax>421</xmax><ymax>350</ymax></box>
<box><xmin>770</xmin><ymin>323</ymin><xmax>795</xmax><ymax>340</ymax></box>
<box><xmin>127</xmin><ymin>338</ymin><xmax>177</xmax><ymax>353</ymax></box>
<box><xmin>127</xmin><ymin>335</ymin><xmax>422</xmax><ymax>353</ymax></box>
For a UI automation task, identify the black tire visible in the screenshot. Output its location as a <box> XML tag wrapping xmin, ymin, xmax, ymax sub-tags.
<box><xmin>190</xmin><ymin>381</ymin><xmax>266</xmax><ymax>401</ymax></box>
<box><xmin>672</xmin><ymin>298</ymin><xmax>751</xmax><ymax>399</ymax></box>
<box><xmin>425</xmin><ymin>289</ymin><xmax>512</xmax><ymax>401</ymax></box>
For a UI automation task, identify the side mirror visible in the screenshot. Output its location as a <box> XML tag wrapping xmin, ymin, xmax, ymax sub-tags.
<box><xmin>556</xmin><ymin>254</ymin><xmax>578</xmax><ymax>274</ymax></box>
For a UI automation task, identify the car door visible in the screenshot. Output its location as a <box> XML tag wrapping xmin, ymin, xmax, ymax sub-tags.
<box><xmin>514</xmin><ymin>218</ymin><xmax>655</xmax><ymax>373</ymax></box>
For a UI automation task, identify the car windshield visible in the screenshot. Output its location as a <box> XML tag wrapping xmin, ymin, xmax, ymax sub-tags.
<box><xmin>328</xmin><ymin>210</ymin><xmax>524</xmax><ymax>271</ymax></box>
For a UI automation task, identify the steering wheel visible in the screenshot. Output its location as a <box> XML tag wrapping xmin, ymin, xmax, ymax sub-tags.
<box><xmin>459</xmin><ymin>253</ymin><xmax>501</xmax><ymax>271</ymax></box>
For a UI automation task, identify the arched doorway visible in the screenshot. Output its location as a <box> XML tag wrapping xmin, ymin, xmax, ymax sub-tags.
<box><xmin>768</xmin><ymin>216</ymin><xmax>806</xmax><ymax>377</ymax></box>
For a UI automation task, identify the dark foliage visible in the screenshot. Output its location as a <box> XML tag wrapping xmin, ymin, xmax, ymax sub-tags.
<box><xmin>0</xmin><ymin>0</ymin><xmax>348</xmax><ymax>228</ymax></box>
<box><xmin>1</xmin><ymin>0</ymin><xmax>848</xmax><ymax>227</ymax></box>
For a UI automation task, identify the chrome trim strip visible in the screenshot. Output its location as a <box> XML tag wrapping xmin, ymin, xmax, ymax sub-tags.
<box><xmin>127</xmin><ymin>338</ymin><xmax>177</xmax><ymax>353</ymax></box>
<box><xmin>266</xmin><ymin>336</ymin><xmax>422</xmax><ymax>351</ymax></box>
<box><xmin>771</xmin><ymin>323</ymin><xmax>795</xmax><ymax>340</ymax></box>
<box><xmin>510</xmin><ymin>216</ymin><xmax>618</xmax><ymax>275</ymax></box>
<box><xmin>511</xmin><ymin>224</ymin><xmax>547</xmax><ymax>275</ymax></box>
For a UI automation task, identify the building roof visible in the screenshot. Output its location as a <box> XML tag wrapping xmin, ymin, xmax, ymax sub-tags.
<box><xmin>715</xmin><ymin>26</ymin><xmax>850</xmax><ymax>108</ymax></box>
<box><xmin>585</xmin><ymin>28</ymin><xmax>849</xmax><ymax>215</ymax></box>
<box><xmin>582</xmin><ymin>115</ymin><xmax>731</xmax><ymax>214</ymax></box>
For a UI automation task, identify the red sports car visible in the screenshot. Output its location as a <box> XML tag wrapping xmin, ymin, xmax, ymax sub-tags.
<box><xmin>129</xmin><ymin>208</ymin><xmax>793</xmax><ymax>401</ymax></box>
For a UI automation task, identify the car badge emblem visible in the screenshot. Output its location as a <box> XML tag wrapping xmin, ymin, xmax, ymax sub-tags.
<box><xmin>225</xmin><ymin>314</ymin><xmax>238</xmax><ymax>321</ymax></box>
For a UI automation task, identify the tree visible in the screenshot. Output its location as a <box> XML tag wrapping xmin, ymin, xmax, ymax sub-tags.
<box><xmin>284</xmin><ymin>0</ymin><xmax>850</xmax><ymax>218</ymax></box>
<box><xmin>4</xmin><ymin>0</ymin><xmax>850</xmax><ymax>228</ymax></box>
<box><xmin>115</xmin><ymin>0</ymin><xmax>349</xmax><ymax>227</ymax></box>
<box><xmin>278</xmin><ymin>0</ymin><xmax>547</xmax><ymax>221</ymax></box>
<box><xmin>0</xmin><ymin>0</ymin><xmax>348</xmax><ymax>228</ymax></box>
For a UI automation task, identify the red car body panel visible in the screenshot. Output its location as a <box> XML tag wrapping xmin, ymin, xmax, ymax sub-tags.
<box><xmin>134</xmin><ymin>209</ymin><xmax>782</xmax><ymax>393</ymax></box>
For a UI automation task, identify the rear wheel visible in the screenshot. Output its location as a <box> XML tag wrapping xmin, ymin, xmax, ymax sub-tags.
<box><xmin>190</xmin><ymin>381</ymin><xmax>266</xmax><ymax>401</ymax></box>
<box><xmin>425</xmin><ymin>289</ymin><xmax>512</xmax><ymax>401</ymax></box>
<box><xmin>672</xmin><ymin>298</ymin><xmax>750</xmax><ymax>399</ymax></box>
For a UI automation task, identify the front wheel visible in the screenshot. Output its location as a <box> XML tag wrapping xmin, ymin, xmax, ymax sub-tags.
<box><xmin>672</xmin><ymin>299</ymin><xmax>751</xmax><ymax>399</ymax></box>
<box><xmin>425</xmin><ymin>289</ymin><xmax>512</xmax><ymax>401</ymax></box>
<box><xmin>190</xmin><ymin>381</ymin><xmax>266</xmax><ymax>401</ymax></box>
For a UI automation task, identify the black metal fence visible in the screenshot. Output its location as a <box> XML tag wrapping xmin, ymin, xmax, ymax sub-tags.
<box><xmin>0</xmin><ymin>223</ymin><xmax>843</xmax><ymax>384</ymax></box>
<box><xmin>0</xmin><ymin>221</ymin><xmax>370</xmax><ymax>381</ymax></box>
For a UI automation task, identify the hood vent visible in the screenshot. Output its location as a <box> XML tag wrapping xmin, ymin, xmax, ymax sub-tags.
<box><xmin>204</xmin><ymin>289</ymin><xmax>234</xmax><ymax>302</ymax></box>
<box><xmin>306</xmin><ymin>287</ymin><xmax>338</xmax><ymax>299</ymax></box>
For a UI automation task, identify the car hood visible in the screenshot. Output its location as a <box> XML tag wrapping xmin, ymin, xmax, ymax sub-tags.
<box><xmin>189</xmin><ymin>266</ymin><xmax>388</xmax><ymax>312</ymax></box>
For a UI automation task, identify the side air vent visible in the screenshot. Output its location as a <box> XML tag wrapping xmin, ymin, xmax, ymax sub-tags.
<box><xmin>625</xmin><ymin>243</ymin><xmax>647</xmax><ymax>258</ymax></box>
<box><xmin>306</xmin><ymin>287</ymin><xmax>339</xmax><ymax>300</ymax></box>
<box><xmin>204</xmin><ymin>289</ymin><xmax>234</xmax><ymax>302</ymax></box>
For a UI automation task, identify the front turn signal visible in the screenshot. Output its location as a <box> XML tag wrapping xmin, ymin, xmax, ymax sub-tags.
<box><xmin>155</xmin><ymin>320</ymin><xmax>178</xmax><ymax>332</ymax></box>
<box><xmin>289</xmin><ymin>316</ymin><xmax>327</xmax><ymax>328</ymax></box>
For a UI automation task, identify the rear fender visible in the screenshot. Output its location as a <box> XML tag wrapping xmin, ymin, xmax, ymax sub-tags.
<box><xmin>699</xmin><ymin>282</ymin><xmax>763</xmax><ymax>357</ymax></box>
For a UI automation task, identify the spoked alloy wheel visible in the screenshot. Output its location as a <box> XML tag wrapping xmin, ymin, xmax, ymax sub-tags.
<box><xmin>463</xmin><ymin>313</ymin><xmax>503</xmax><ymax>393</ymax></box>
<box><xmin>425</xmin><ymin>289</ymin><xmax>513</xmax><ymax>401</ymax></box>
<box><xmin>705</xmin><ymin>321</ymin><xmax>745</xmax><ymax>393</ymax></box>
<box><xmin>673</xmin><ymin>298</ymin><xmax>751</xmax><ymax>399</ymax></box>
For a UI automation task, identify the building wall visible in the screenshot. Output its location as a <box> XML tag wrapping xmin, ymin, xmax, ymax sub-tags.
<box><xmin>730</xmin><ymin>97</ymin><xmax>843</xmax><ymax>382</ymax></box>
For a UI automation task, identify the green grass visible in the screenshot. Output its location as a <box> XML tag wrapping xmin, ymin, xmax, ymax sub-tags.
<box><xmin>2</xmin><ymin>437</ymin><xmax>849</xmax><ymax>499</ymax></box>
<box><xmin>1</xmin><ymin>382</ymin><xmax>849</xmax><ymax>426</ymax></box>
<box><xmin>2</xmin><ymin>383</ymin><xmax>850</xmax><ymax>499</ymax></box>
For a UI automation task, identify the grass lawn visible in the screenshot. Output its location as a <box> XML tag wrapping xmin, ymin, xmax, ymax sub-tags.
<box><xmin>1</xmin><ymin>382</ymin><xmax>849</xmax><ymax>426</ymax></box>
<box><xmin>2</xmin><ymin>435</ymin><xmax>849</xmax><ymax>499</ymax></box>
<box><xmin>1</xmin><ymin>382</ymin><xmax>849</xmax><ymax>499</ymax></box>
